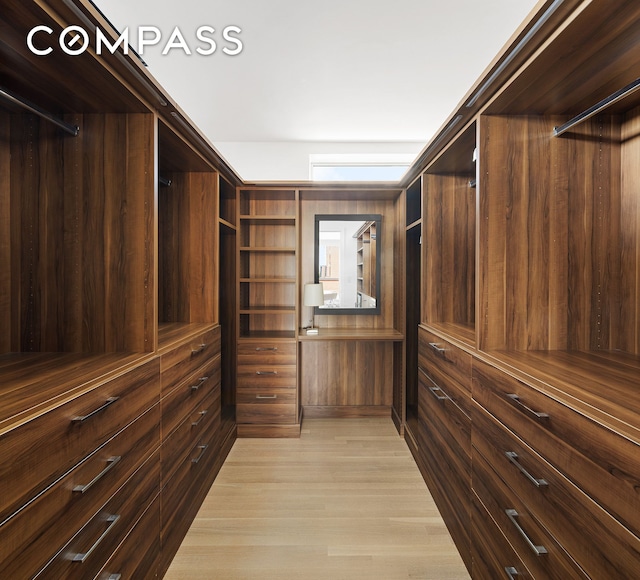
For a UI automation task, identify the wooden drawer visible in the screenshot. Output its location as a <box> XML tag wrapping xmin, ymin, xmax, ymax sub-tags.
<box><xmin>0</xmin><ymin>403</ymin><xmax>160</xmax><ymax>578</ymax></box>
<box><xmin>473</xmin><ymin>450</ymin><xmax>586</xmax><ymax>579</ymax></box>
<box><xmin>36</xmin><ymin>450</ymin><xmax>160</xmax><ymax>580</ymax></box>
<box><xmin>161</xmin><ymin>388</ymin><xmax>221</xmax><ymax>487</ymax></box>
<box><xmin>417</xmin><ymin>370</ymin><xmax>471</xmax><ymax>570</ymax></box>
<box><xmin>473</xmin><ymin>359</ymin><xmax>640</xmax><ymax>538</ymax></box>
<box><xmin>237</xmin><ymin>364</ymin><xmax>297</xmax><ymax>388</ymax></box>
<box><xmin>418</xmin><ymin>368</ymin><xmax>471</xmax><ymax>460</ymax></box>
<box><xmin>162</xmin><ymin>354</ymin><xmax>221</xmax><ymax>440</ymax></box>
<box><xmin>0</xmin><ymin>357</ymin><xmax>159</xmax><ymax>525</ymax></box>
<box><xmin>160</xmin><ymin>326</ymin><xmax>221</xmax><ymax>396</ymax></box>
<box><xmin>236</xmin><ymin>399</ymin><xmax>297</xmax><ymax>424</ymax></box>
<box><xmin>418</xmin><ymin>327</ymin><xmax>472</xmax><ymax>396</ymax></box>
<box><xmin>237</xmin><ymin>340</ymin><xmax>297</xmax><ymax>365</ymax></box>
<box><xmin>96</xmin><ymin>495</ymin><xmax>161</xmax><ymax>580</ymax></box>
<box><xmin>472</xmin><ymin>401</ymin><xmax>640</xmax><ymax>579</ymax></box>
<box><xmin>472</xmin><ymin>491</ymin><xmax>534</xmax><ymax>580</ymax></box>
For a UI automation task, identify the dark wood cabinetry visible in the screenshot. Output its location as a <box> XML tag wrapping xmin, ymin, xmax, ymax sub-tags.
<box><xmin>405</xmin><ymin>1</ymin><xmax>640</xmax><ymax>577</ymax></box>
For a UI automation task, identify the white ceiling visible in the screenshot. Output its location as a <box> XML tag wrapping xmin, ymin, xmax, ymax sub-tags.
<box><xmin>94</xmin><ymin>0</ymin><xmax>540</xmax><ymax>179</ymax></box>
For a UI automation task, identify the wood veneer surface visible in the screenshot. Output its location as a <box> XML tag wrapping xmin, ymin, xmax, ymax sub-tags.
<box><xmin>164</xmin><ymin>418</ymin><xmax>469</xmax><ymax>580</ymax></box>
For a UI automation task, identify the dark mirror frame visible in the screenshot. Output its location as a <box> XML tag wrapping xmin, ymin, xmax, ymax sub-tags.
<box><xmin>314</xmin><ymin>214</ymin><xmax>382</xmax><ymax>315</ymax></box>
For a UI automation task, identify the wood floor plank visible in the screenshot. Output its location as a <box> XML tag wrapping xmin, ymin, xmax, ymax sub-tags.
<box><xmin>165</xmin><ymin>418</ymin><xmax>469</xmax><ymax>580</ymax></box>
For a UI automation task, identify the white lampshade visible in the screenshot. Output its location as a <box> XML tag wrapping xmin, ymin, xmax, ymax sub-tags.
<box><xmin>303</xmin><ymin>283</ymin><xmax>324</xmax><ymax>307</ymax></box>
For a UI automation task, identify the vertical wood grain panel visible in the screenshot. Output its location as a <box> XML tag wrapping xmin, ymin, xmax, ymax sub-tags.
<box><xmin>620</xmin><ymin>107</ymin><xmax>640</xmax><ymax>354</ymax></box>
<box><xmin>300</xmin><ymin>341</ymin><xmax>393</xmax><ymax>407</ymax></box>
<box><xmin>0</xmin><ymin>114</ymin><xmax>11</xmax><ymax>353</ymax></box>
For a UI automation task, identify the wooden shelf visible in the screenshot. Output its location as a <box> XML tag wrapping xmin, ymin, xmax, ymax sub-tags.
<box><xmin>239</xmin><ymin>247</ymin><xmax>296</xmax><ymax>253</ymax></box>
<box><xmin>238</xmin><ymin>330</ymin><xmax>297</xmax><ymax>341</ymax></box>
<box><xmin>239</xmin><ymin>278</ymin><xmax>296</xmax><ymax>283</ymax></box>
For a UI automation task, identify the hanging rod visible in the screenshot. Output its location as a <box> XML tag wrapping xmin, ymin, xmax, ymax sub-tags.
<box><xmin>0</xmin><ymin>86</ymin><xmax>79</xmax><ymax>136</ymax></box>
<box><xmin>159</xmin><ymin>176</ymin><xmax>172</xmax><ymax>187</ymax></box>
<box><xmin>553</xmin><ymin>77</ymin><xmax>640</xmax><ymax>137</ymax></box>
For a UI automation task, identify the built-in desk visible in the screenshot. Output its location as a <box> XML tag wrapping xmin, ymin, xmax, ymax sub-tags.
<box><xmin>298</xmin><ymin>328</ymin><xmax>404</xmax><ymax>418</ymax></box>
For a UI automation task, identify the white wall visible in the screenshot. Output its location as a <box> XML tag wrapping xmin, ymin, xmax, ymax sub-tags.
<box><xmin>214</xmin><ymin>141</ymin><xmax>425</xmax><ymax>182</ymax></box>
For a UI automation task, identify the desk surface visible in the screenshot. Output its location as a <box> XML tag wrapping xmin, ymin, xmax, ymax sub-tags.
<box><xmin>298</xmin><ymin>328</ymin><xmax>404</xmax><ymax>341</ymax></box>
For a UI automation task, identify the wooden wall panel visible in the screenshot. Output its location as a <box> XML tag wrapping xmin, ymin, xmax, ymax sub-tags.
<box><xmin>479</xmin><ymin>114</ymin><xmax>628</xmax><ymax>353</ymax></box>
<box><xmin>159</xmin><ymin>171</ymin><xmax>218</xmax><ymax>325</ymax></box>
<box><xmin>299</xmin><ymin>197</ymin><xmax>395</xmax><ymax>330</ymax></box>
<box><xmin>0</xmin><ymin>113</ymin><xmax>11</xmax><ymax>353</ymax></box>
<box><xmin>5</xmin><ymin>113</ymin><xmax>155</xmax><ymax>353</ymax></box>
<box><xmin>301</xmin><ymin>340</ymin><xmax>393</xmax><ymax>407</ymax></box>
<box><xmin>620</xmin><ymin>106</ymin><xmax>640</xmax><ymax>354</ymax></box>
<box><xmin>423</xmin><ymin>174</ymin><xmax>475</xmax><ymax>329</ymax></box>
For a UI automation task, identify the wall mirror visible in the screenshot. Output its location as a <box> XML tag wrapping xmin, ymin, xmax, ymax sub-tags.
<box><xmin>314</xmin><ymin>214</ymin><xmax>381</xmax><ymax>315</ymax></box>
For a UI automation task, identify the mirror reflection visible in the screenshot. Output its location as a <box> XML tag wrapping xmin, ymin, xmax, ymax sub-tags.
<box><xmin>314</xmin><ymin>214</ymin><xmax>381</xmax><ymax>314</ymax></box>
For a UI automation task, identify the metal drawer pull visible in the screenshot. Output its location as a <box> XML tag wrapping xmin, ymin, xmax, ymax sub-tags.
<box><xmin>505</xmin><ymin>509</ymin><xmax>548</xmax><ymax>556</ymax></box>
<box><xmin>506</xmin><ymin>394</ymin><xmax>549</xmax><ymax>421</ymax></box>
<box><xmin>73</xmin><ymin>456</ymin><xmax>122</xmax><ymax>494</ymax></box>
<box><xmin>192</xmin><ymin>444</ymin><xmax>208</xmax><ymax>464</ymax></box>
<box><xmin>428</xmin><ymin>342</ymin><xmax>446</xmax><ymax>354</ymax></box>
<box><xmin>429</xmin><ymin>386</ymin><xmax>449</xmax><ymax>401</ymax></box>
<box><xmin>256</xmin><ymin>371</ymin><xmax>278</xmax><ymax>375</ymax></box>
<box><xmin>256</xmin><ymin>347</ymin><xmax>278</xmax><ymax>351</ymax></box>
<box><xmin>505</xmin><ymin>451</ymin><xmax>548</xmax><ymax>488</ymax></box>
<box><xmin>72</xmin><ymin>397</ymin><xmax>119</xmax><ymax>424</ymax></box>
<box><xmin>191</xmin><ymin>376</ymin><xmax>209</xmax><ymax>392</ymax></box>
<box><xmin>108</xmin><ymin>575</ymin><xmax>122</xmax><ymax>580</ymax></box>
<box><xmin>72</xmin><ymin>514</ymin><xmax>120</xmax><ymax>562</ymax></box>
<box><xmin>256</xmin><ymin>395</ymin><xmax>277</xmax><ymax>400</ymax></box>
<box><xmin>191</xmin><ymin>343</ymin><xmax>207</xmax><ymax>356</ymax></box>
<box><xmin>192</xmin><ymin>409</ymin><xmax>208</xmax><ymax>427</ymax></box>
<box><xmin>505</xmin><ymin>566</ymin><xmax>519</xmax><ymax>579</ymax></box>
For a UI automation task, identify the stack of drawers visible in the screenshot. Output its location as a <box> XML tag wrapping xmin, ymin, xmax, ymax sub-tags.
<box><xmin>236</xmin><ymin>340</ymin><xmax>298</xmax><ymax>428</ymax></box>
<box><xmin>471</xmin><ymin>359</ymin><xmax>640</xmax><ymax>579</ymax></box>
<box><xmin>416</xmin><ymin>327</ymin><xmax>473</xmax><ymax>569</ymax></box>
<box><xmin>0</xmin><ymin>357</ymin><xmax>161</xmax><ymax>579</ymax></box>
<box><xmin>159</xmin><ymin>326</ymin><xmax>222</xmax><ymax>573</ymax></box>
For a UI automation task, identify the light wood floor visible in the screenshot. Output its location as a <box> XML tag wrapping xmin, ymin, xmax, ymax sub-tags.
<box><xmin>165</xmin><ymin>417</ymin><xmax>470</xmax><ymax>580</ymax></box>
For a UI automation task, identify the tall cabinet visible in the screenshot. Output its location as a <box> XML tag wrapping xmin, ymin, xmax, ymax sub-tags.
<box><xmin>404</xmin><ymin>0</ymin><xmax>640</xmax><ymax>577</ymax></box>
<box><xmin>236</xmin><ymin>188</ymin><xmax>301</xmax><ymax>437</ymax></box>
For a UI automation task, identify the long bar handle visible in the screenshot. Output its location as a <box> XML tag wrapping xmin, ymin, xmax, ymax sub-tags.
<box><xmin>256</xmin><ymin>394</ymin><xmax>277</xmax><ymax>400</ymax></box>
<box><xmin>256</xmin><ymin>347</ymin><xmax>278</xmax><ymax>351</ymax></box>
<box><xmin>192</xmin><ymin>444</ymin><xmax>208</xmax><ymax>465</ymax></box>
<box><xmin>505</xmin><ymin>566</ymin><xmax>519</xmax><ymax>579</ymax></box>
<box><xmin>192</xmin><ymin>410</ymin><xmax>208</xmax><ymax>427</ymax></box>
<box><xmin>72</xmin><ymin>514</ymin><xmax>120</xmax><ymax>563</ymax></box>
<box><xmin>256</xmin><ymin>371</ymin><xmax>278</xmax><ymax>375</ymax></box>
<box><xmin>73</xmin><ymin>456</ymin><xmax>122</xmax><ymax>494</ymax></box>
<box><xmin>429</xmin><ymin>386</ymin><xmax>449</xmax><ymax>401</ymax></box>
<box><xmin>107</xmin><ymin>575</ymin><xmax>122</xmax><ymax>580</ymax></box>
<box><xmin>506</xmin><ymin>394</ymin><xmax>549</xmax><ymax>421</ymax></box>
<box><xmin>505</xmin><ymin>509</ymin><xmax>548</xmax><ymax>556</ymax></box>
<box><xmin>428</xmin><ymin>342</ymin><xmax>446</xmax><ymax>354</ymax></box>
<box><xmin>72</xmin><ymin>397</ymin><xmax>119</xmax><ymax>424</ymax></box>
<box><xmin>191</xmin><ymin>376</ymin><xmax>209</xmax><ymax>392</ymax></box>
<box><xmin>505</xmin><ymin>451</ymin><xmax>548</xmax><ymax>488</ymax></box>
<box><xmin>191</xmin><ymin>343</ymin><xmax>207</xmax><ymax>356</ymax></box>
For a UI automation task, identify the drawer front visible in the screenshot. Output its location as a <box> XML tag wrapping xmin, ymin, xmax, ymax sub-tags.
<box><xmin>161</xmin><ymin>388</ymin><xmax>221</xmax><ymax>487</ymax></box>
<box><xmin>472</xmin><ymin>492</ymin><xmax>534</xmax><ymax>580</ymax></box>
<box><xmin>236</xmin><ymin>401</ymin><xmax>297</xmax><ymax>424</ymax></box>
<box><xmin>472</xmin><ymin>401</ymin><xmax>640</xmax><ymax>579</ymax></box>
<box><xmin>96</xmin><ymin>495</ymin><xmax>161</xmax><ymax>580</ymax></box>
<box><xmin>237</xmin><ymin>340</ymin><xmax>297</xmax><ymax>365</ymax></box>
<box><xmin>473</xmin><ymin>359</ymin><xmax>640</xmax><ymax>538</ymax></box>
<box><xmin>36</xmin><ymin>450</ymin><xmax>160</xmax><ymax>580</ymax></box>
<box><xmin>473</xmin><ymin>450</ymin><xmax>586</xmax><ymax>579</ymax></box>
<box><xmin>415</xmin><ymin>379</ymin><xmax>471</xmax><ymax>569</ymax></box>
<box><xmin>161</xmin><ymin>327</ymin><xmax>221</xmax><ymax>396</ymax></box>
<box><xmin>418</xmin><ymin>327</ymin><xmax>472</xmax><ymax>393</ymax></box>
<box><xmin>418</xmin><ymin>368</ymin><xmax>471</xmax><ymax>461</ymax></box>
<box><xmin>162</xmin><ymin>354</ymin><xmax>221</xmax><ymax>440</ymax></box>
<box><xmin>0</xmin><ymin>357</ymin><xmax>159</xmax><ymax>524</ymax></box>
<box><xmin>0</xmin><ymin>403</ymin><xmax>160</xmax><ymax>578</ymax></box>
<box><xmin>237</xmin><ymin>364</ymin><xmax>297</xmax><ymax>388</ymax></box>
